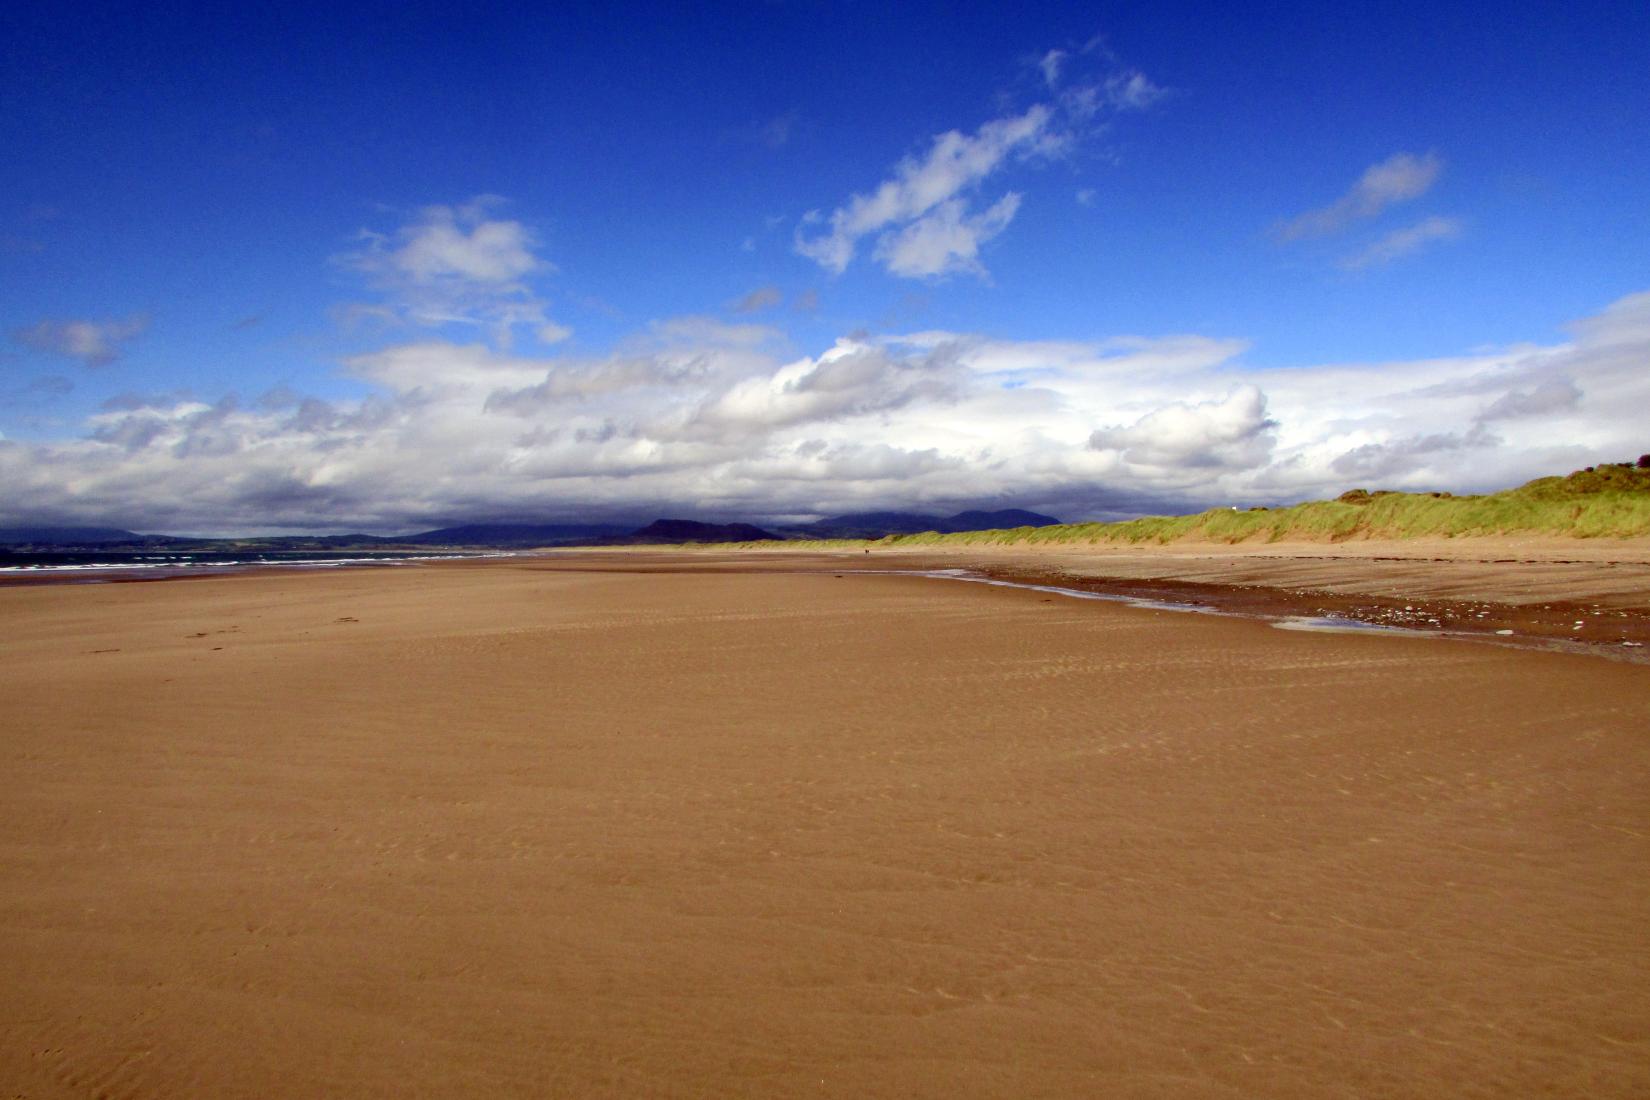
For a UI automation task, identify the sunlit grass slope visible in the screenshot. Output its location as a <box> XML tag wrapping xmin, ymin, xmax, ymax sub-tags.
<box><xmin>750</xmin><ymin>461</ymin><xmax>1650</xmax><ymax>549</ymax></box>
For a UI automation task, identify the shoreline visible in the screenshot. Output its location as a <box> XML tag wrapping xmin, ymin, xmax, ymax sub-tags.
<box><xmin>528</xmin><ymin>542</ymin><xmax>1650</xmax><ymax>662</ymax></box>
<box><xmin>0</xmin><ymin>550</ymin><xmax>509</xmax><ymax>587</ymax></box>
<box><xmin>11</xmin><ymin>536</ymin><xmax>1650</xmax><ymax>659</ymax></box>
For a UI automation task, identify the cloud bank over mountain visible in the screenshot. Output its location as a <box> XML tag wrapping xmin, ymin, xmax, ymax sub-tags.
<box><xmin>3</xmin><ymin>288</ymin><xmax>1645</xmax><ymax>534</ymax></box>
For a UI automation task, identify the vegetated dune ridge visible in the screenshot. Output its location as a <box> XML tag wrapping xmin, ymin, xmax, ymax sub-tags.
<box><xmin>767</xmin><ymin>462</ymin><xmax>1650</xmax><ymax>549</ymax></box>
<box><xmin>3</xmin><ymin>556</ymin><xmax>1649</xmax><ymax>1098</ymax></box>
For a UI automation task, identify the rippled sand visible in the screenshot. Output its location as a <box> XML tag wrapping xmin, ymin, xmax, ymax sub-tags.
<box><xmin>3</xmin><ymin>557</ymin><xmax>1648</xmax><ymax>1097</ymax></box>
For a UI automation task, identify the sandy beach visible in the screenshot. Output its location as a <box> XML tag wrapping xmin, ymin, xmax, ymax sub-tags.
<box><xmin>611</xmin><ymin>537</ymin><xmax>1650</xmax><ymax>654</ymax></box>
<box><xmin>3</xmin><ymin>553</ymin><xmax>1648</xmax><ymax>1097</ymax></box>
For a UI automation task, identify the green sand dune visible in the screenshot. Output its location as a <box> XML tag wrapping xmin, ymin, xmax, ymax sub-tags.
<box><xmin>742</xmin><ymin>461</ymin><xmax>1650</xmax><ymax>549</ymax></box>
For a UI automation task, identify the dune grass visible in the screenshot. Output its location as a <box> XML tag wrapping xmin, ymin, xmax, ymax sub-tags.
<box><xmin>734</xmin><ymin>462</ymin><xmax>1650</xmax><ymax>549</ymax></box>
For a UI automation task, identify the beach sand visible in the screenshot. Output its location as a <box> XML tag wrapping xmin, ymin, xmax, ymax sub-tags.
<box><xmin>597</xmin><ymin>537</ymin><xmax>1650</xmax><ymax>653</ymax></box>
<box><xmin>3</xmin><ymin>555</ymin><xmax>1648</xmax><ymax>1097</ymax></box>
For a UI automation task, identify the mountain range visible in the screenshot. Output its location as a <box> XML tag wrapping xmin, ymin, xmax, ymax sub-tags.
<box><xmin>0</xmin><ymin>508</ymin><xmax>1060</xmax><ymax>550</ymax></box>
<box><xmin>794</xmin><ymin>509</ymin><xmax>1060</xmax><ymax>539</ymax></box>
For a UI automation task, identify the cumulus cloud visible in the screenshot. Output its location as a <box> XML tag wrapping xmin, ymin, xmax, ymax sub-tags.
<box><xmin>3</xmin><ymin>290</ymin><xmax>1648</xmax><ymax>532</ymax></box>
<box><xmin>685</xmin><ymin>338</ymin><xmax>964</xmax><ymax>440</ymax></box>
<box><xmin>1342</xmin><ymin>215</ymin><xmax>1462</xmax><ymax>269</ymax></box>
<box><xmin>337</xmin><ymin>197</ymin><xmax>569</xmax><ymax>346</ymax></box>
<box><xmin>348</xmin><ymin>197</ymin><xmax>539</xmax><ymax>285</ymax></box>
<box><xmin>796</xmin><ymin>45</ymin><xmax>1161</xmax><ymax>280</ymax></box>
<box><xmin>346</xmin><ymin>341</ymin><xmax>552</xmax><ymax>396</ymax></box>
<box><xmin>1276</xmin><ymin>152</ymin><xmax>1443</xmax><ymax>241</ymax></box>
<box><xmin>1089</xmin><ymin>386</ymin><xmax>1278</xmax><ymax>471</ymax></box>
<box><xmin>13</xmin><ymin>314</ymin><xmax>150</xmax><ymax>367</ymax></box>
<box><xmin>1329</xmin><ymin>424</ymin><xmax>1498</xmax><ymax>482</ymax></box>
<box><xmin>1477</xmin><ymin>376</ymin><xmax>1581</xmax><ymax>421</ymax></box>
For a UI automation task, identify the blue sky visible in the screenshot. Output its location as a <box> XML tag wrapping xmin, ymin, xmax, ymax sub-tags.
<box><xmin>3</xmin><ymin>1</ymin><xmax>1648</xmax><ymax>533</ymax></box>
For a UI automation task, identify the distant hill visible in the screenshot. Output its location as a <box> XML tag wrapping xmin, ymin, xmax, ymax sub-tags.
<box><xmin>944</xmin><ymin>509</ymin><xmax>1063</xmax><ymax>531</ymax></box>
<box><xmin>799</xmin><ymin>511</ymin><xmax>940</xmax><ymax>537</ymax></box>
<box><xmin>399</xmin><ymin>523</ymin><xmax>634</xmax><ymax>547</ymax></box>
<box><xmin>796</xmin><ymin>508</ymin><xmax>1061</xmax><ymax>539</ymax></box>
<box><xmin>0</xmin><ymin>522</ymin><xmax>635</xmax><ymax>551</ymax></box>
<box><xmin>0</xmin><ymin>526</ymin><xmax>152</xmax><ymax>546</ymax></box>
<box><xmin>624</xmin><ymin>519</ymin><xmax>781</xmax><ymax>544</ymax></box>
<box><xmin>0</xmin><ymin>510</ymin><xmax>1060</xmax><ymax>548</ymax></box>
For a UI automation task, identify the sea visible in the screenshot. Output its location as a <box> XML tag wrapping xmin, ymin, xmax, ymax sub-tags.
<box><xmin>0</xmin><ymin>549</ymin><xmax>502</xmax><ymax>583</ymax></box>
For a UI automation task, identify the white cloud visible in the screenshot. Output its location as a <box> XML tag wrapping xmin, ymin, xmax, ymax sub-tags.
<box><xmin>537</xmin><ymin>321</ymin><xmax>573</xmax><ymax>345</ymax></box>
<box><xmin>686</xmin><ymin>338</ymin><xmax>963</xmax><ymax>439</ymax></box>
<box><xmin>644</xmin><ymin>315</ymin><xmax>783</xmax><ymax>349</ymax></box>
<box><xmin>4</xmin><ymin>291</ymin><xmax>1648</xmax><ymax>532</ymax></box>
<box><xmin>1569</xmin><ymin>288</ymin><xmax>1650</xmax><ymax>347</ymax></box>
<box><xmin>872</xmin><ymin>194</ymin><xmax>1022</xmax><ymax>279</ymax></box>
<box><xmin>1478</xmin><ymin>376</ymin><xmax>1581</xmax><ymax>421</ymax></box>
<box><xmin>13</xmin><ymin>314</ymin><xmax>150</xmax><ymax>367</ymax></box>
<box><xmin>1039</xmin><ymin>49</ymin><xmax>1067</xmax><ymax>87</ymax></box>
<box><xmin>1328</xmin><ymin>424</ymin><xmax>1497</xmax><ymax>482</ymax></box>
<box><xmin>1089</xmin><ymin>386</ymin><xmax>1277</xmax><ymax>471</ymax></box>
<box><xmin>795</xmin><ymin>104</ymin><xmax>1052</xmax><ymax>277</ymax></box>
<box><xmin>383</xmin><ymin>201</ymin><xmax>539</xmax><ymax>284</ymax></box>
<box><xmin>337</xmin><ymin>197</ymin><xmax>569</xmax><ymax>346</ymax></box>
<box><xmin>345</xmin><ymin>342</ymin><xmax>551</xmax><ymax>396</ymax></box>
<box><xmin>1104</xmin><ymin>71</ymin><xmax>1166</xmax><ymax>110</ymax></box>
<box><xmin>1341</xmin><ymin>215</ymin><xmax>1462</xmax><ymax>269</ymax></box>
<box><xmin>1276</xmin><ymin>152</ymin><xmax>1443</xmax><ymax>240</ymax></box>
<box><xmin>796</xmin><ymin>45</ymin><xmax>1162</xmax><ymax>280</ymax></box>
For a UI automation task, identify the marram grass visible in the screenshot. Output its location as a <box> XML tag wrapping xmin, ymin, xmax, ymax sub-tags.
<box><xmin>732</xmin><ymin>462</ymin><xmax>1650</xmax><ymax>549</ymax></box>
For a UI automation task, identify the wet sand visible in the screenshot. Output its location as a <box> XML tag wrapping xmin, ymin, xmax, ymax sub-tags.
<box><xmin>3</xmin><ymin>555</ymin><xmax>1649</xmax><ymax>1097</ymax></box>
<box><xmin>616</xmin><ymin>538</ymin><xmax>1650</xmax><ymax>654</ymax></box>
